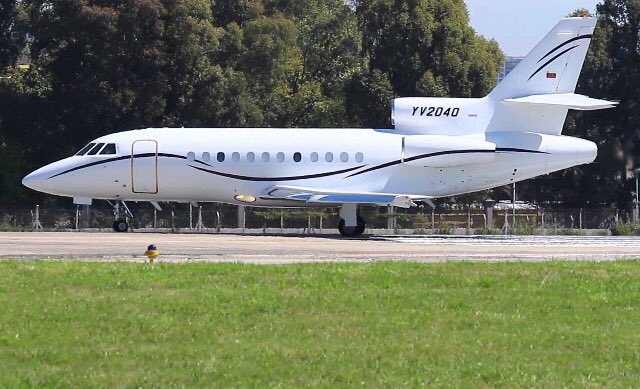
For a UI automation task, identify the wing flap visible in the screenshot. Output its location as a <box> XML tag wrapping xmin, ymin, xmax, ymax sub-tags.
<box><xmin>265</xmin><ymin>186</ymin><xmax>424</xmax><ymax>208</ymax></box>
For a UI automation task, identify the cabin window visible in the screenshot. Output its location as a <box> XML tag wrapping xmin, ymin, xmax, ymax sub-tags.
<box><xmin>340</xmin><ymin>152</ymin><xmax>349</xmax><ymax>162</ymax></box>
<box><xmin>355</xmin><ymin>152</ymin><xmax>364</xmax><ymax>163</ymax></box>
<box><xmin>293</xmin><ymin>152</ymin><xmax>302</xmax><ymax>162</ymax></box>
<box><xmin>100</xmin><ymin>143</ymin><xmax>117</xmax><ymax>155</ymax></box>
<box><xmin>310</xmin><ymin>152</ymin><xmax>318</xmax><ymax>162</ymax></box>
<box><xmin>187</xmin><ymin>152</ymin><xmax>195</xmax><ymax>162</ymax></box>
<box><xmin>262</xmin><ymin>152</ymin><xmax>270</xmax><ymax>162</ymax></box>
<box><xmin>217</xmin><ymin>152</ymin><xmax>225</xmax><ymax>162</ymax></box>
<box><xmin>325</xmin><ymin>152</ymin><xmax>333</xmax><ymax>162</ymax></box>
<box><xmin>232</xmin><ymin>152</ymin><xmax>240</xmax><ymax>162</ymax></box>
<box><xmin>202</xmin><ymin>152</ymin><xmax>211</xmax><ymax>163</ymax></box>
<box><xmin>87</xmin><ymin>143</ymin><xmax>105</xmax><ymax>156</ymax></box>
<box><xmin>76</xmin><ymin>143</ymin><xmax>96</xmax><ymax>156</ymax></box>
<box><xmin>247</xmin><ymin>152</ymin><xmax>256</xmax><ymax>163</ymax></box>
<box><xmin>276</xmin><ymin>152</ymin><xmax>285</xmax><ymax>162</ymax></box>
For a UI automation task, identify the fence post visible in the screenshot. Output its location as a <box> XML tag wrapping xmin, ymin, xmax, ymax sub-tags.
<box><xmin>195</xmin><ymin>206</ymin><xmax>205</xmax><ymax>231</ymax></box>
<box><xmin>579</xmin><ymin>208</ymin><xmax>583</xmax><ymax>230</ymax></box>
<box><xmin>502</xmin><ymin>210</ymin><xmax>510</xmax><ymax>235</ymax></box>
<box><xmin>467</xmin><ymin>206</ymin><xmax>471</xmax><ymax>235</ymax></box>
<box><xmin>280</xmin><ymin>209</ymin><xmax>284</xmax><ymax>233</ymax></box>
<box><xmin>171</xmin><ymin>211</ymin><xmax>175</xmax><ymax>233</ymax></box>
<box><xmin>432</xmin><ymin>208</ymin><xmax>435</xmax><ymax>231</ymax></box>
<box><xmin>75</xmin><ymin>205</ymin><xmax>80</xmax><ymax>230</ymax></box>
<box><xmin>32</xmin><ymin>205</ymin><xmax>43</xmax><ymax>231</ymax></box>
<box><xmin>512</xmin><ymin>183</ymin><xmax>516</xmax><ymax>228</ymax></box>
<box><xmin>319</xmin><ymin>212</ymin><xmax>323</xmax><ymax>233</ymax></box>
<box><xmin>84</xmin><ymin>205</ymin><xmax>91</xmax><ymax>229</ymax></box>
<box><xmin>153</xmin><ymin>208</ymin><xmax>157</xmax><ymax>229</ymax></box>
<box><xmin>189</xmin><ymin>203</ymin><xmax>193</xmax><ymax>230</ymax></box>
<box><xmin>237</xmin><ymin>205</ymin><xmax>246</xmax><ymax>232</ymax></box>
<box><xmin>387</xmin><ymin>205</ymin><xmax>395</xmax><ymax>233</ymax></box>
<box><xmin>484</xmin><ymin>199</ymin><xmax>495</xmax><ymax>229</ymax></box>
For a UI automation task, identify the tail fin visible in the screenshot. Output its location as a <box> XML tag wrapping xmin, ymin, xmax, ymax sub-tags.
<box><xmin>490</xmin><ymin>17</ymin><xmax>596</xmax><ymax>100</ymax></box>
<box><xmin>487</xmin><ymin>17</ymin><xmax>616</xmax><ymax>135</ymax></box>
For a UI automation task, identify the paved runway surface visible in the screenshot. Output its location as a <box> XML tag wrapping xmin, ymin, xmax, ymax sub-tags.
<box><xmin>0</xmin><ymin>232</ymin><xmax>639</xmax><ymax>263</ymax></box>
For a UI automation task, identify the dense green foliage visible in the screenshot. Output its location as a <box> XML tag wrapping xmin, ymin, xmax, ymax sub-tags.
<box><xmin>0</xmin><ymin>0</ymin><xmax>501</xmax><ymax>206</ymax></box>
<box><xmin>522</xmin><ymin>2</ymin><xmax>640</xmax><ymax>207</ymax></box>
<box><xmin>2</xmin><ymin>260</ymin><xmax>640</xmax><ymax>386</ymax></box>
<box><xmin>4</xmin><ymin>1</ymin><xmax>640</xmax><ymax>210</ymax></box>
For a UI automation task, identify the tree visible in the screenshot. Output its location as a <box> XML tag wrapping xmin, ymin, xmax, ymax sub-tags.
<box><xmin>0</xmin><ymin>0</ymin><xmax>27</xmax><ymax>70</ymax></box>
<box><xmin>0</xmin><ymin>0</ymin><xmax>512</xmax><ymax>206</ymax></box>
<box><xmin>530</xmin><ymin>1</ymin><xmax>640</xmax><ymax>207</ymax></box>
<box><xmin>353</xmin><ymin>0</ymin><xmax>502</xmax><ymax>99</ymax></box>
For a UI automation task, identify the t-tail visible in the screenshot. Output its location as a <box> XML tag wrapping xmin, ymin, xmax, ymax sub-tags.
<box><xmin>392</xmin><ymin>18</ymin><xmax>616</xmax><ymax>136</ymax></box>
<box><xmin>488</xmin><ymin>17</ymin><xmax>617</xmax><ymax>135</ymax></box>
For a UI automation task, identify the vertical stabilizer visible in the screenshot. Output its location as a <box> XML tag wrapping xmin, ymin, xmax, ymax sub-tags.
<box><xmin>488</xmin><ymin>18</ymin><xmax>598</xmax><ymax>134</ymax></box>
<box><xmin>490</xmin><ymin>17</ymin><xmax>596</xmax><ymax>100</ymax></box>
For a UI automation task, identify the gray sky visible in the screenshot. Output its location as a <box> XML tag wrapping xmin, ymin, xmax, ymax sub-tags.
<box><xmin>465</xmin><ymin>0</ymin><xmax>601</xmax><ymax>56</ymax></box>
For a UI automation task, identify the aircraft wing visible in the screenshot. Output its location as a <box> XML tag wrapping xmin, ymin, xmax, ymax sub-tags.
<box><xmin>263</xmin><ymin>185</ymin><xmax>428</xmax><ymax>208</ymax></box>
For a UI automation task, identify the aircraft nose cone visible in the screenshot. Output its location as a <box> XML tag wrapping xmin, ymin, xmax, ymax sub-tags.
<box><xmin>22</xmin><ymin>169</ymin><xmax>46</xmax><ymax>191</ymax></box>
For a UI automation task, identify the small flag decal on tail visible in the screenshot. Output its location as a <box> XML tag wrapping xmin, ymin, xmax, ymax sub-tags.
<box><xmin>547</xmin><ymin>72</ymin><xmax>557</xmax><ymax>79</ymax></box>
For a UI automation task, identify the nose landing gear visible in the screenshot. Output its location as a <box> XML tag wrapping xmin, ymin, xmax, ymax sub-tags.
<box><xmin>113</xmin><ymin>219</ymin><xmax>129</xmax><ymax>233</ymax></box>
<box><xmin>112</xmin><ymin>200</ymin><xmax>133</xmax><ymax>233</ymax></box>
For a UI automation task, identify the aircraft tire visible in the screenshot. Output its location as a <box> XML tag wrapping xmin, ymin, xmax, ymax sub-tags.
<box><xmin>338</xmin><ymin>216</ymin><xmax>366</xmax><ymax>237</ymax></box>
<box><xmin>113</xmin><ymin>220</ymin><xmax>129</xmax><ymax>233</ymax></box>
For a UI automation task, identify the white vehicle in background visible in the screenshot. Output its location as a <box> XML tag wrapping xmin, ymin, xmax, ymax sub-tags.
<box><xmin>23</xmin><ymin>17</ymin><xmax>615</xmax><ymax>237</ymax></box>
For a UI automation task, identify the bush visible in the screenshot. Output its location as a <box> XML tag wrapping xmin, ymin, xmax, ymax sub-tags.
<box><xmin>474</xmin><ymin>227</ymin><xmax>501</xmax><ymax>235</ymax></box>
<box><xmin>611</xmin><ymin>223</ymin><xmax>640</xmax><ymax>236</ymax></box>
<box><xmin>512</xmin><ymin>223</ymin><xmax>540</xmax><ymax>235</ymax></box>
<box><xmin>553</xmin><ymin>228</ymin><xmax>586</xmax><ymax>236</ymax></box>
<box><xmin>0</xmin><ymin>222</ymin><xmax>16</xmax><ymax>232</ymax></box>
<box><xmin>435</xmin><ymin>223</ymin><xmax>454</xmax><ymax>235</ymax></box>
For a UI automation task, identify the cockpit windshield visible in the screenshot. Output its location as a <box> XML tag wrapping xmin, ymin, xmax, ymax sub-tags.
<box><xmin>75</xmin><ymin>142</ymin><xmax>118</xmax><ymax>156</ymax></box>
<box><xmin>75</xmin><ymin>143</ymin><xmax>96</xmax><ymax>156</ymax></box>
<box><xmin>100</xmin><ymin>143</ymin><xmax>117</xmax><ymax>155</ymax></box>
<box><xmin>86</xmin><ymin>143</ymin><xmax>105</xmax><ymax>156</ymax></box>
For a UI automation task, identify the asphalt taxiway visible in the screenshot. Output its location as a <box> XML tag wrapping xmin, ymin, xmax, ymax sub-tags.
<box><xmin>0</xmin><ymin>232</ymin><xmax>638</xmax><ymax>264</ymax></box>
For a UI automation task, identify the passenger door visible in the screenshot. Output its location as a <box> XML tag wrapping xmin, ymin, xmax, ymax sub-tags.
<box><xmin>131</xmin><ymin>140</ymin><xmax>158</xmax><ymax>194</ymax></box>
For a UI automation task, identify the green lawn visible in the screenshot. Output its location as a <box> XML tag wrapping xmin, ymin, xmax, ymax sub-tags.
<box><xmin>1</xmin><ymin>261</ymin><xmax>640</xmax><ymax>387</ymax></box>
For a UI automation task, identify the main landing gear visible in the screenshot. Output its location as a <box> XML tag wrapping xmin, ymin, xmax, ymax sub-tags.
<box><xmin>338</xmin><ymin>204</ymin><xmax>366</xmax><ymax>238</ymax></box>
<box><xmin>111</xmin><ymin>200</ymin><xmax>133</xmax><ymax>233</ymax></box>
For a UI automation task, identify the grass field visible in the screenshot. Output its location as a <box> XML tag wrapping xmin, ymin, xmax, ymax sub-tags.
<box><xmin>1</xmin><ymin>261</ymin><xmax>640</xmax><ymax>387</ymax></box>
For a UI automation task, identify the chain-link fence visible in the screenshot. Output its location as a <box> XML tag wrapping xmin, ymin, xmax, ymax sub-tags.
<box><xmin>0</xmin><ymin>202</ymin><xmax>631</xmax><ymax>235</ymax></box>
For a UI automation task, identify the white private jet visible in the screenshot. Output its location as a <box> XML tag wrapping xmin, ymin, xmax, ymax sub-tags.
<box><xmin>23</xmin><ymin>17</ymin><xmax>615</xmax><ymax>237</ymax></box>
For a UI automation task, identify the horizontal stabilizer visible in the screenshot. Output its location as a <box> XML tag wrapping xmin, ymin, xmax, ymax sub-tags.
<box><xmin>503</xmin><ymin>93</ymin><xmax>618</xmax><ymax>111</ymax></box>
<box><xmin>264</xmin><ymin>186</ymin><xmax>426</xmax><ymax>208</ymax></box>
